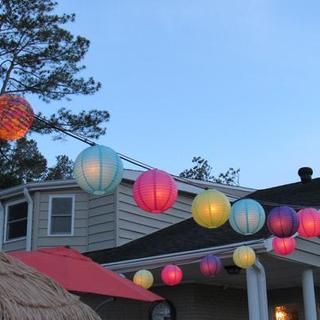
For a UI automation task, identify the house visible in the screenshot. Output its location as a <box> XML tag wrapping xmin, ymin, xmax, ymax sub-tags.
<box><xmin>84</xmin><ymin>168</ymin><xmax>320</xmax><ymax>320</ymax></box>
<box><xmin>0</xmin><ymin>169</ymin><xmax>253</xmax><ymax>254</ymax></box>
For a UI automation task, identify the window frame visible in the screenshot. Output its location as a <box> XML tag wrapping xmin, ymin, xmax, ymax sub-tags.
<box><xmin>4</xmin><ymin>199</ymin><xmax>29</xmax><ymax>243</ymax></box>
<box><xmin>48</xmin><ymin>195</ymin><xmax>75</xmax><ymax>236</ymax></box>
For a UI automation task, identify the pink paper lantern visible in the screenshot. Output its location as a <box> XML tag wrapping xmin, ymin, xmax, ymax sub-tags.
<box><xmin>161</xmin><ymin>264</ymin><xmax>183</xmax><ymax>286</ymax></box>
<box><xmin>133</xmin><ymin>169</ymin><xmax>177</xmax><ymax>213</ymax></box>
<box><xmin>298</xmin><ymin>208</ymin><xmax>320</xmax><ymax>238</ymax></box>
<box><xmin>272</xmin><ymin>237</ymin><xmax>296</xmax><ymax>256</ymax></box>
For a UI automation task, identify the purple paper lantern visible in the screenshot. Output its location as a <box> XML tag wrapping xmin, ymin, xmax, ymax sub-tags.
<box><xmin>199</xmin><ymin>254</ymin><xmax>222</xmax><ymax>278</ymax></box>
<box><xmin>267</xmin><ymin>206</ymin><xmax>299</xmax><ymax>238</ymax></box>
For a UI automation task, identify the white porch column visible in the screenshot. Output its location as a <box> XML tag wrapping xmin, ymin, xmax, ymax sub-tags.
<box><xmin>302</xmin><ymin>269</ymin><xmax>317</xmax><ymax>320</ymax></box>
<box><xmin>246</xmin><ymin>267</ymin><xmax>260</xmax><ymax>320</ymax></box>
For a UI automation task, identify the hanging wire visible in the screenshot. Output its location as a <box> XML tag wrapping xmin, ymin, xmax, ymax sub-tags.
<box><xmin>34</xmin><ymin>114</ymin><xmax>317</xmax><ymax>210</ymax></box>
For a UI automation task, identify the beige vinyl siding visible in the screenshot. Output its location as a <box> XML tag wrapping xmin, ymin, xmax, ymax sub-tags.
<box><xmin>2</xmin><ymin>238</ymin><xmax>27</xmax><ymax>252</ymax></box>
<box><xmin>35</xmin><ymin>189</ymin><xmax>89</xmax><ymax>252</ymax></box>
<box><xmin>117</xmin><ymin>182</ymin><xmax>193</xmax><ymax>245</ymax></box>
<box><xmin>87</xmin><ymin>192</ymin><xmax>116</xmax><ymax>251</ymax></box>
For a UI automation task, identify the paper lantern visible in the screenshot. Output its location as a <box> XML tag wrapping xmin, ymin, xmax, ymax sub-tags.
<box><xmin>192</xmin><ymin>189</ymin><xmax>231</xmax><ymax>229</ymax></box>
<box><xmin>133</xmin><ymin>269</ymin><xmax>154</xmax><ymax>289</ymax></box>
<box><xmin>200</xmin><ymin>254</ymin><xmax>222</xmax><ymax>277</ymax></box>
<box><xmin>272</xmin><ymin>237</ymin><xmax>296</xmax><ymax>256</ymax></box>
<box><xmin>229</xmin><ymin>199</ymin><xmax>265</xmax><ymax>235</ymax></box>
<box><xmin>74</xmin><ymin>145</ymin><xmax>123</xmax><ymax>195</ymax></box>
<box><xmin>133</xmin><ymin>169</ymin><xmax>177</xmax><ymax>213</ymax></box>
<box><xmin>233</xmin><ymin>246</ymin><xmax>256</xmax><ymax>269</ymax></box>
<box><xmin>161</xmin><ymin>264</ymin><xmax>182</xmax><ymax>286</ymax></box>
<box><xmin>267</xmin><ymin>206</ymin><xmax>299</xmax><ymax>238</ymax></box>
<box><xmin>0</xmin><ymin>94</ymin><xmax>34</xmax><ymax>140</ymax></box>
<box><xmin>298</xmin><ymin>208</ymin><xmax>320</xmax><ymax>238</ymax></box>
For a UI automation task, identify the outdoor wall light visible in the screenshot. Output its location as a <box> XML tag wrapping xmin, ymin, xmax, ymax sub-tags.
<box><xmin>224</xmin><ymin>265</ymin><xmax>242</xmax><ymax>275</ymax></box>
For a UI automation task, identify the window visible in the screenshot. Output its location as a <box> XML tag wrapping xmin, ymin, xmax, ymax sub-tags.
<box><xmin>5</xmin><ymin>201</ymin><xmax>28</xmax><ymax>241</ymax></box>
<box><xmin>48</xmin><ymin>196</ymin><xmax>74</xmax><ymax>235</ymax></box>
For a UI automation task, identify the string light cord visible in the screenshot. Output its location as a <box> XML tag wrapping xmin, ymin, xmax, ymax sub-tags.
<box><xmin>34</xmin><ymin>114</ymin><xmax>316</xmax><ymax>210</ymax></box>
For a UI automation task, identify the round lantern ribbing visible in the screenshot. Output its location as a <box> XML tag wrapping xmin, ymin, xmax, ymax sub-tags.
<box><xmin>199</xmin><ymin>254</ymin><xmax>222</xmax><ymax>278</ymax></box>
<box><xmin>192</xmin><ymin>189</ymin><xmax>231</xmax><ymax>229</ymax></box>
<box><xmin>133</xmin><ymin>169</ymin><xmax>177</xmax><ymax>213</ymax></box>
<box><xmin>298</xmin><ymin>208</ymin><xmax>320</xmax><ymax>238</ymax></box>
<box><xmin>267</xmin><ymin>206</ymin><xmax>299</xmax><ymax>238</ymax></box>
<box><xmin>229</xmin><ymin>199</ymin><xmax>265</xmax><ymax>235</ymax></box>
<box><xmin>0</xmin><ymin>94</ymin><xmax>34</xmax><ymax>141</ymax></box>
<box><xmin>133</xmin><ymin>269</ymin><xmax>154</xmax><ymax>289</ymax></box>
<box><xmin>74</xmin><ymin>145</ymin><xmax>123</xmax><ymax>195</ymax></box>
<box><xmin>233</xmin><ymin>246</ymin><xmax>256</xmax><ymax>269</ymax></box>
<box><xmin>161</xmin><ymin>265</ymin><xmax>183</xmax><ymax>286</ymax></box>
<box><xmin>272</xmin><ymin>237</ymin><xmax>296</xmax><ymax>256</ymax></box>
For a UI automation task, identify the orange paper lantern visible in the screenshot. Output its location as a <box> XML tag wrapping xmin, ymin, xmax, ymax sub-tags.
<box><xmin>0</xmin><ymin>94</ymin><xmax>34</xmax><ymax>140</ymax></box>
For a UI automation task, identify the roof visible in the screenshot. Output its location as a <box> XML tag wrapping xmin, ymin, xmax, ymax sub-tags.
<box><xmin>86</xmin><ymin>177</ymin><xmax>320</xmax><ymax>264</ymax></box>
<box><xmin>0</xmin><ymin>168</ymin><xmax>255</xmax><ymax>200</ymax></box>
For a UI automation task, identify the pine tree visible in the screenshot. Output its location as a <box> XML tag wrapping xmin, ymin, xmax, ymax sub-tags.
<box><xmin>0</xmin><ymin>0</ymin><xmax>109</xmax><ymax>188</ymax></box>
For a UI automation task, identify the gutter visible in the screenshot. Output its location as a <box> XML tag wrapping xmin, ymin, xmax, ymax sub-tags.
<box><xmin>23</xmin><ymin>188</ymin><xmax>33</xmax><ymax>251</ymax></box>
<box><xmin>103</xmin><ymin>239</ymin><xmax>270</xmax><ymax>273</ymax></box>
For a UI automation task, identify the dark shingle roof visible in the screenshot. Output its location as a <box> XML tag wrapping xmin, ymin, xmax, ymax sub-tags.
<box><xmin>86</xmin><ymin>178</ymin><xmax>320</xmax><ymax>264</ymax></box>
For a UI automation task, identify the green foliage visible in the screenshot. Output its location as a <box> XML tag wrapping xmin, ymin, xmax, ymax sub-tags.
<box><xmin>45</xmin><ymin>155</ymin><xmax>74</xmax><ymax>181</ymax></box>
<box><xmin>0</xmin><ymin>0</ymin><xmax>100</xmax><ymax>100</ymax></box>
<box><xmin>0</xmin><ymin>138</ymin><xmax>47</xmax><ymax>189</ymax></box>
<box><xmin>180</xmin><ymin>156</ymin><xmax>240</xmax><ymax>186</ymax></box>
<box><xmin>0</xmin><ymin>0</ymin><xmax>109</xmax><ymax>189</ymax></box>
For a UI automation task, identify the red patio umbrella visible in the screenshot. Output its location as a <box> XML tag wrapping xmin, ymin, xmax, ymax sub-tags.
<box><xmin>10</xmin><ymin>247</ymin><xmax>163</xmax><ymax>303</ymax></box>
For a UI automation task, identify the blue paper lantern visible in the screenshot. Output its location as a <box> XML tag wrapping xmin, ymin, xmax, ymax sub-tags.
<box><xmin>74</xmin><ymin>145</ymin><xmax>123</xmax><ymax>195</ymax></box>
<box><xmin>229</xmin><ymin>199</ymin><xmax>265</xmax><ymax>235</ymax></box>
<box><xmin>200</xmin><ymin>254</ymin><xmax>222</xmax><ymax>277</ymax></box>
<box><xmin>267</xmin><ymin>206</ymin><xmax>299</xmax><ymax>238</ymax></box>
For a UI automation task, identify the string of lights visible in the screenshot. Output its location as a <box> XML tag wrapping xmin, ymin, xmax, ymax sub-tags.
<box><xmin>34</xmin><ymin>114</ymin><xmax>313</xmax><ymax>210</ymax></box>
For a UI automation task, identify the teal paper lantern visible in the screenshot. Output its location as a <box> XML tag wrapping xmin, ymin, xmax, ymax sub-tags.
<box><xmin>74</xmin><ymin>145</ymin><xmax>123</xmax><ymax>195</ymax></box>
<box><xmin>229</xmin><ymin>199</ymin><xmax>265</xmax><ymax>235</ymax></box>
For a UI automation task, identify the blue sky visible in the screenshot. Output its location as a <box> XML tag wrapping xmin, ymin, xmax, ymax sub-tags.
<box><xmin>33</xmin><ymin>0</ymin><xmax>320</xmax><ymax>189</ymax></box>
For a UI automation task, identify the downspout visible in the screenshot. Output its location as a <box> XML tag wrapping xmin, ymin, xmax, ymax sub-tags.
<box><xmin>23</xmin><ymin>188</ymin><xmax>33</xmax><ymax>251</ymax></box>
<box><xmin>0</xmin><ymin>200</ymin><xmax>4</xmax><ymax>250</ymax></box>
<box><xmin>254</xmin><ymin>259</ymin><xmax>269</xmax><ymax>320</ymax></box>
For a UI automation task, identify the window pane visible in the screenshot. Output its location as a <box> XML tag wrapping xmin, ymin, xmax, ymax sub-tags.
<box><xmin>51</xmin><ymin>197</ymin><xmax>73</xmax><ymax>216</ymax></box>
<box><xmin>51</xmin><ymin>216</ymin><xmax>72</xmax><ymax>234</ymax></box>
<box><xmin>7</xmin><ymin>220</ymin><xmax>27</xmax><ymax>240</ymax></box>
<box><xmin>8</xmin><ymin>202</ymin><xmax>28</xmax><ymax>221</ymax></box>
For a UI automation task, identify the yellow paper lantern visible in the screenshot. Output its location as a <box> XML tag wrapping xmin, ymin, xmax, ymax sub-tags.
<box><xmin>133</xmin><ymin>269</ymin><xmax>154</xmax><ymax>289</ymax></box>
<box><xmin>233</xmin><ymin>246</ymin><xmax>256</xmax><ymax>269</ymax></box>
<box><xmin>192</xmin><ymin>189</ymin><xmax>231</xmax><ymax>228</ymax></box>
